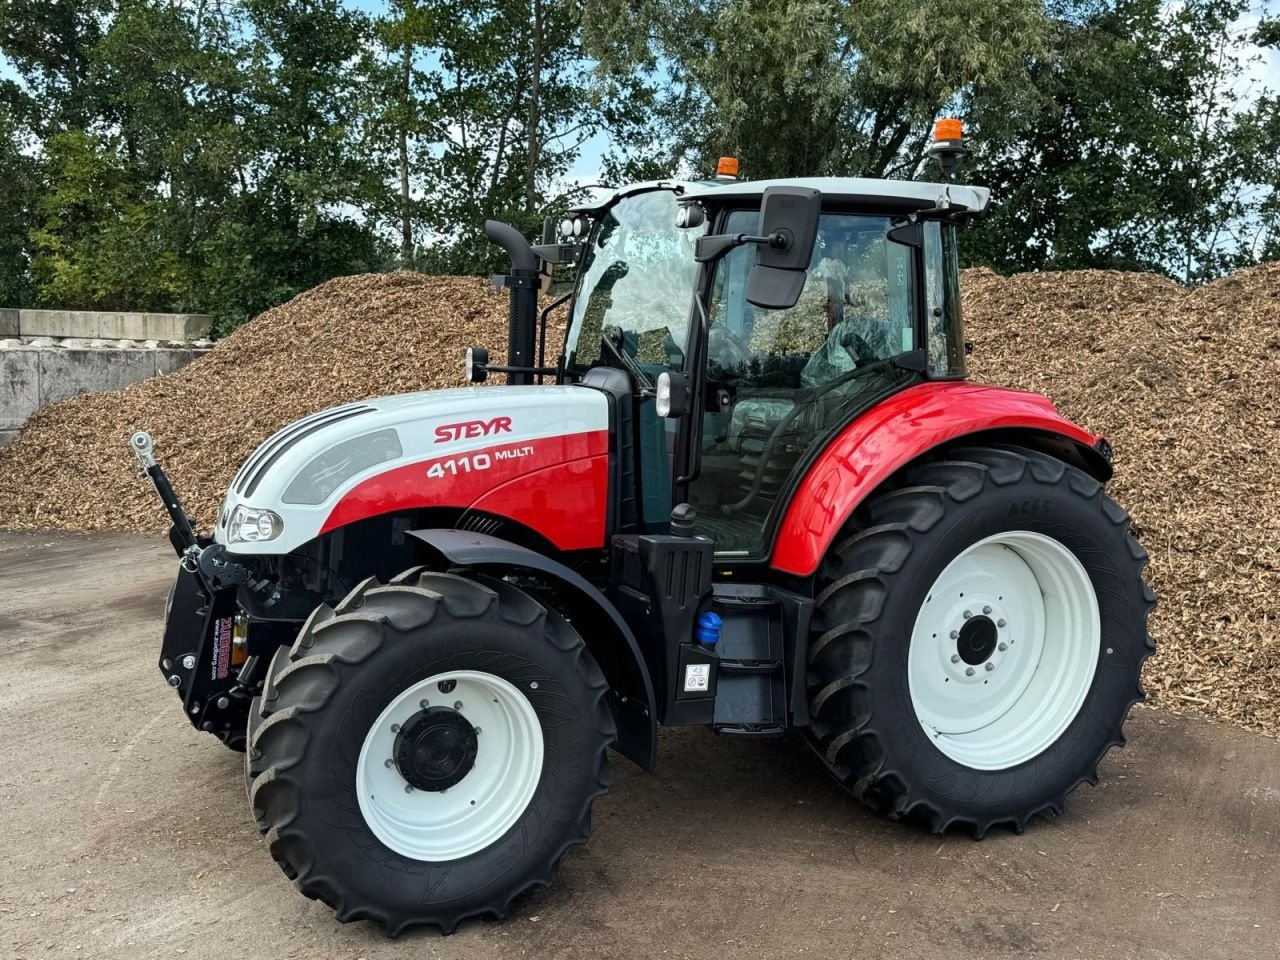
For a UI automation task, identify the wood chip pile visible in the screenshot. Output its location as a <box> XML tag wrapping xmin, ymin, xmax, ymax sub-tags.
<box><xmin>963</xmin><ymin>264</ymin><xmax>1280</xmax><ymax>735</ymax></box>
<box><xmin>1</xmin><ymin>263</ymin><xmax>1277</xmax><ymax>734</ymax></box>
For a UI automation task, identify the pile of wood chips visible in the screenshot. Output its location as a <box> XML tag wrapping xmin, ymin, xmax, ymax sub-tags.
<box><xmin>2</xmin><ymin>264</ymin><xmax>1277</xmax><ymax>735</ymax></box>
<box><xmin>964</xmin><ymin>264</ymin><xmax>1280</xmax><ymax>736</ymax></box>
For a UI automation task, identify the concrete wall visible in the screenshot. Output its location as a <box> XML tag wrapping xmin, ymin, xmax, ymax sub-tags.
<box><xmin>0</xmin><ymin>347</ymin><xmax>207</xmax><ymax>449</ymax></box>
<box><xmin>6</xmin><ymin>308</ymin><xmax>211</xmax><ymax>341</ymax></box>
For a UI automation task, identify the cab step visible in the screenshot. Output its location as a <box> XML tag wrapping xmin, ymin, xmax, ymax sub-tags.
<box><xmin>711</xmin><ymin>584</ymin><xmax>787</xmax><ymax>735</ymax></box>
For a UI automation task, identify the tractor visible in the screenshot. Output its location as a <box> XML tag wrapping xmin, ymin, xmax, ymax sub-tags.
<box><xmin>134</xmin><ymin>121</ymin><xmax>1154</xmax><ymax>936</ymax></box>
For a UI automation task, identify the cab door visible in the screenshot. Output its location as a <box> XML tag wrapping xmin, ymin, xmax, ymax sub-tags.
<box><xmin>687</xmin><ymin>210</ymin><xmax>923</xmax><ymax>558</ymax></box>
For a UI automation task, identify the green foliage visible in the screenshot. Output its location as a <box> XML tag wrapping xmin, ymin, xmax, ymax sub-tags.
<box><xmin>964</xmin><ymin>0</ymin><xmax>1280</xmax><ymax>281</ymax></box>
<box><xmin>29</xmin><ymin>130</ymin><xmax>182</xmax><ymax>310</ymax></box>
<box><xmin>0</xmin><ymin>0</ymin><xmax>1276</xmax><ymax>326</ymax></box>
<box><xmin>0</xmin><ymin>102</ymin><xmax>36</xmax><ymax>305</ymax></box>
<box><xmin>582</xmin><ymin>0</ymin><xmax>1049</xmax><ymax>178</ymax></box>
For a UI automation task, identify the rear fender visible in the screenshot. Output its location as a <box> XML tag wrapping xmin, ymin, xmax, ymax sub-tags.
<box><xmin>408</xmin><ymin>529</ymin><xmax>657</xmax><ymax>772</ymax></box>
<box><xmin>770</xmin><ymin>381</ymin><xmax>1110</xmax><ymax>577</ymax></box>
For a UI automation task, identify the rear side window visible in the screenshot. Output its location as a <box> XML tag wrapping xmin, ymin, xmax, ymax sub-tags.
<box><xmin>925</xmin><ymin>221</ymin><xmax>966</xmax><ymax>378</ymax></box>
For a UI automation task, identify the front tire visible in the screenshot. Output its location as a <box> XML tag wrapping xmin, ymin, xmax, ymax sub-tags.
<box><xmin>245</xmin><ymin>568</ymin><xmax>614</xmax><ymax>935</ymax></box>
<box><xmin>806</xmin><ymin>445</ymin><xmax>1155</xmax><ymax>837</ymax></box>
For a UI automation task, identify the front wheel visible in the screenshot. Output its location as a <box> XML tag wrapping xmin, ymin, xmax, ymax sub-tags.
<box><xmin>806</xmin><ymin>445</ymin><xmax>1155</xmax><ymax>837</ymax></box>
<box><xmin>245</xmin><ymin>568</ymin><xmax>614</xmax><ymax>936</ymax></box>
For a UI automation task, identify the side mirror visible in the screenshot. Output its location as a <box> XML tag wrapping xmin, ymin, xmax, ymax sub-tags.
<box><xmin>746</xmin><ymin>186</ymin><xmax>821</xmax><ymax>309</ymax></box>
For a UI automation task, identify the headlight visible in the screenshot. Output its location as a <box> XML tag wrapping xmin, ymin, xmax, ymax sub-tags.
<box><xmin>227</xmin><ymin>505</ymin><xmax>284</xmax><ymax>544</ymax></box>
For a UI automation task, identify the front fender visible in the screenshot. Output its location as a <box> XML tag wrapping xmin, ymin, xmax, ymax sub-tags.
<box><xmin>408</xmin><ymin>529</ymin><xmax>658</xmax><ymax>772</ymax></box>
<box><xmin>769</xmin><ymin>381</ymin><xmax>1108</xmax><ymax>576</ymax></box>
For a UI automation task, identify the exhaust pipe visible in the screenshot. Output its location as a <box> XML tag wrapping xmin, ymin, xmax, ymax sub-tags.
<box><xmin>484</xmin><ymin>220</ymin><xmax>539</xmax><ymax>386</ymax></box>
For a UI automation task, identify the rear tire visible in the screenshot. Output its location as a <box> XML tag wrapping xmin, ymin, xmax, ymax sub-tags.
<box><xmin>245</xmin><ymin>567</ymin><xmax>614</xmax><ymax>935</ymax></box>
<box><xmin>806</xmin><ymin>445</ymin><xmax>1155</xmax><ymax>837</ymax></box>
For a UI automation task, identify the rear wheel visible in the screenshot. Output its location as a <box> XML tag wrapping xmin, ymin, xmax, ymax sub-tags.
<box><xmin>245</xmin><ymin>568</ymin><xmax>614</xmax><ymax>936</ymax></box>
<box><xmin>806</xmin><ymin>445</ymin><xmax>1155</xmax><ymax>836</ymax></box>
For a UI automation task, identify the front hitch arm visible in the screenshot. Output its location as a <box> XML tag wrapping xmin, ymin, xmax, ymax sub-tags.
<box><xmin>129</xmin><ymin>431</ymin><xmax>199</xmax><ymax>557</ymax></box>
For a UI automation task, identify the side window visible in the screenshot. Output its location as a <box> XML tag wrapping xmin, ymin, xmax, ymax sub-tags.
<box><xmin>708</xmin><ymin>212</ymin><xmax>915</xmax><ymax>388</ymax></box>
<box><xmin>691</xmin><ymin>211</ymin><xmax>918</xmax><ymax>557</ymax></box>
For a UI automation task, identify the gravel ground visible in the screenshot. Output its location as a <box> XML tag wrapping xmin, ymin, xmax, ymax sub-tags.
<box><xmin>1</xmin><ymin>530</ymin><xmax>1278</xmax><ymax>960</ymax></box>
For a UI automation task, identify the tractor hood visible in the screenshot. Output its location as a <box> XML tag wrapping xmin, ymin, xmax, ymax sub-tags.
<box><xmin>215</xmin><ymin>385</ymin><xmax>611</xmax><ymax>555</ymax></box>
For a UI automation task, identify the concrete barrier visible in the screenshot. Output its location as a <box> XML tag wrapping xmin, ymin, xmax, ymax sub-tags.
<box><xmin>0</xmin><ymin>345</ymin><xmax>208</xmax><ymax>449</ymax></box>
<box><xmin>0</xmin><ymin>351</ymin><xmax>39</xmax><ymax>431</ymax></box>
<box><xmin>8</xmin><ymin>308</ymin><xmax>212</xmax><ymax>342</ymax></box>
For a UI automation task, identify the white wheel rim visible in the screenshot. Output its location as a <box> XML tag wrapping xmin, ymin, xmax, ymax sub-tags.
<box><xmin>908</xmin><ymin>531</ymin><xmax>1100</xmax><ymax>771</ymax></box>
<box><xmin>355</xmin><ymin>670</ymin><xmax>544</xmax><ymax>861</ymax></box>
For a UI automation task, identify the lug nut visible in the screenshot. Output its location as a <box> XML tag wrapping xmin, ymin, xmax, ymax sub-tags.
<box><xmin>404</xmin><ymin>784</ymin><xmax>414</xmax><ymax>794</ymax></box>
<box><xmin>453</xmin><ymin>701</ymin><xmax>463</xmax><ymax>711</ymax></box>
<box><xmin>950</xmin><ymin>654</ymin><xmax>961</xmax><ymax>664</ymax></box>
<box><xmin>950</xmin><ymin>630</ymin><xmax>959</xmax><ymax>640</ymax></box>
<box><xmin>419</xmin><ymin>699</ymin><xmax>430</xmax><ymax>709</ymax></box>
<box><xmin>963</xmin><ymin>610</ymin><xmax>972</xmax><ymax>619</ymax></box>
<box><xmin>167</xmin><ymin>674</ymin><xmax>182</xmax><ymax>688</ymax></box>
<box><xmin>997</xmin><ymin>619</ymin><xmax>1007</xmax><ymax>628</ymax></box>
<box><xmin>965</xmin><ymin>667</ymin><xmax>975</xmax><ymax>677</ymax></box>
<box><xmin>384</xmin><ymin>758</ymin><xmax>394</xmax><ymax>768</ymax></box>
<box><xmin>998</xmin><ymin>642</ymin><xmax>1008</xmax><ymax>652</ymax></box>
<box><xmin>474</xmin><ymin>726</ymin><xmax>482</xmax><ymax>735</ymax></box>
<box><xmin>181</xmin><ymin>655</ymin><xmax>196</xmax><ymax>670</ymax></box>
<box><xmin>983</xmin><ymin>605</ymin><xmax>992</xmax><ymax>615</ymax></box>
<box><xmin>985</xmin><ymin>662</ymin><xmax>995</xmax><ymax>672</ymax></box>
<box><xmin>390</xmin><ymin>723</ymin><xmax>400</xmax><ymax>733</ymax></box>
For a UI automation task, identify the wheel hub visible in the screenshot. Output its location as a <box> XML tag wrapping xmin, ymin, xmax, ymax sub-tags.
<box><xmin>394</xmin><ymin>707</ymin><xmax>478</xmax><ymax>792</ymax></box>
<box><xmin>356</xmin><ymin>670</ymin><xmax>544</xmax><ymax>862</ymax></box>
<box><xmin>957</xmin><ymin>615</ymin><xmax>998</xmax><ymax>665</ymax></box>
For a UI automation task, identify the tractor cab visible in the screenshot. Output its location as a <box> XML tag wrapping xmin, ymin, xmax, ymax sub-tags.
<box><xmin>543</xmin><ymin>174</ymin><xmax>987</xmax><ymax>561</ymax></box>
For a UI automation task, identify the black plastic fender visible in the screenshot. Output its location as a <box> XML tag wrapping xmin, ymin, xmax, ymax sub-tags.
<box><xmin>408</xmin><ymin>529</ymin><xmax>657</xmax><ymax>772</ymax></box>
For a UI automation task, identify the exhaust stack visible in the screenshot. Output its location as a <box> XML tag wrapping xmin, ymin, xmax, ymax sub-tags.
<box><xmin>484</xmin><ymin>220</ymin><xmax>539</xmax><ymax>386</ymax></box>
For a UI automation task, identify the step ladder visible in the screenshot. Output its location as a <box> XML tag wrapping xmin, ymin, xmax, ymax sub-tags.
<box><xmin>711</xmin><ymin>584</ymin><xmax>787</xmax><ymax>736</ymax></box>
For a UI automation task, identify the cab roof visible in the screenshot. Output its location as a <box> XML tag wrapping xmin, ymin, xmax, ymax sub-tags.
<box><xmin>570</xmin><ymin>177</ymin><xmax>991</xmax><ymax>216</ymax></box>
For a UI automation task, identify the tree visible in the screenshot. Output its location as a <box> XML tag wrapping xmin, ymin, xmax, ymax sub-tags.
<box><xmin>28</xmin><ymin>129</ymin><xmax>182</xmax><ymax>310</ymax></box>
<box><xmin>0</xmin><ymin>101</ymin><xmax>36</xmax><ymax>305</ymax></box>
<box><xmin>581</xmin><ymin>0</ymin><xmax>1050</xmax><ymax>180</ymax></box>
<box><xmin>415</xmin><ymin>0</ymin><xmax>637</xmax><ymax>275</ymax></box>
<box><xmin>964</xmin><ymin>0</ymin><xmax>1280</xmax><ymax>281</ymax></box>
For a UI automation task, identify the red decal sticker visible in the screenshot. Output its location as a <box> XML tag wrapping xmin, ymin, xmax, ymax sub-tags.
<box><xmin>321</xmin><ymin>429</ymin><xmax>610</xmax><ymax>551</ymax></box>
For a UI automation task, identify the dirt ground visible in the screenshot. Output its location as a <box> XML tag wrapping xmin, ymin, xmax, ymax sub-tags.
<box><xmin>1</xmin><ymin>532</ymin><xmax>1277</xmax><ymax>960</ymax></box>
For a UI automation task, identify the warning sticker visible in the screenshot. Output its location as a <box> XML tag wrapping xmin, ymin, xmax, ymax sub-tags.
<box><xmin>683</xmin><ymin>663</ymin><xmax>711</xmax><ymax>693</ymax></box>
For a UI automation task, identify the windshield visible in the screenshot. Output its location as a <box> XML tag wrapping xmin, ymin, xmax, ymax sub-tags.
<box><xmin>564</xmin><ymin>190</ymin><xmax>706</xmax><ymax>386</ymax></box>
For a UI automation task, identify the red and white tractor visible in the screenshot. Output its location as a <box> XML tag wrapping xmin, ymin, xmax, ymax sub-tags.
<box><xmin>135</xmin><ymin>125</ymin><xmax>1154</xmax><ymax>936</ymax></box>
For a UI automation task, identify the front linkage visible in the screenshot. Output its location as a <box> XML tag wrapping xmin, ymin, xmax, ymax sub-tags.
<box><xmin>131</xmin><ymin>431</ymin><xmax>272</xmax><ymax>750</ymax></box>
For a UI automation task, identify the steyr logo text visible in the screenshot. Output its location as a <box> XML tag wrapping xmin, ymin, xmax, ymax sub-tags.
<box><xmin>434</xmin><ymin>416</ymin><xmax>513</xmax><ymax>443</ymax></box>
